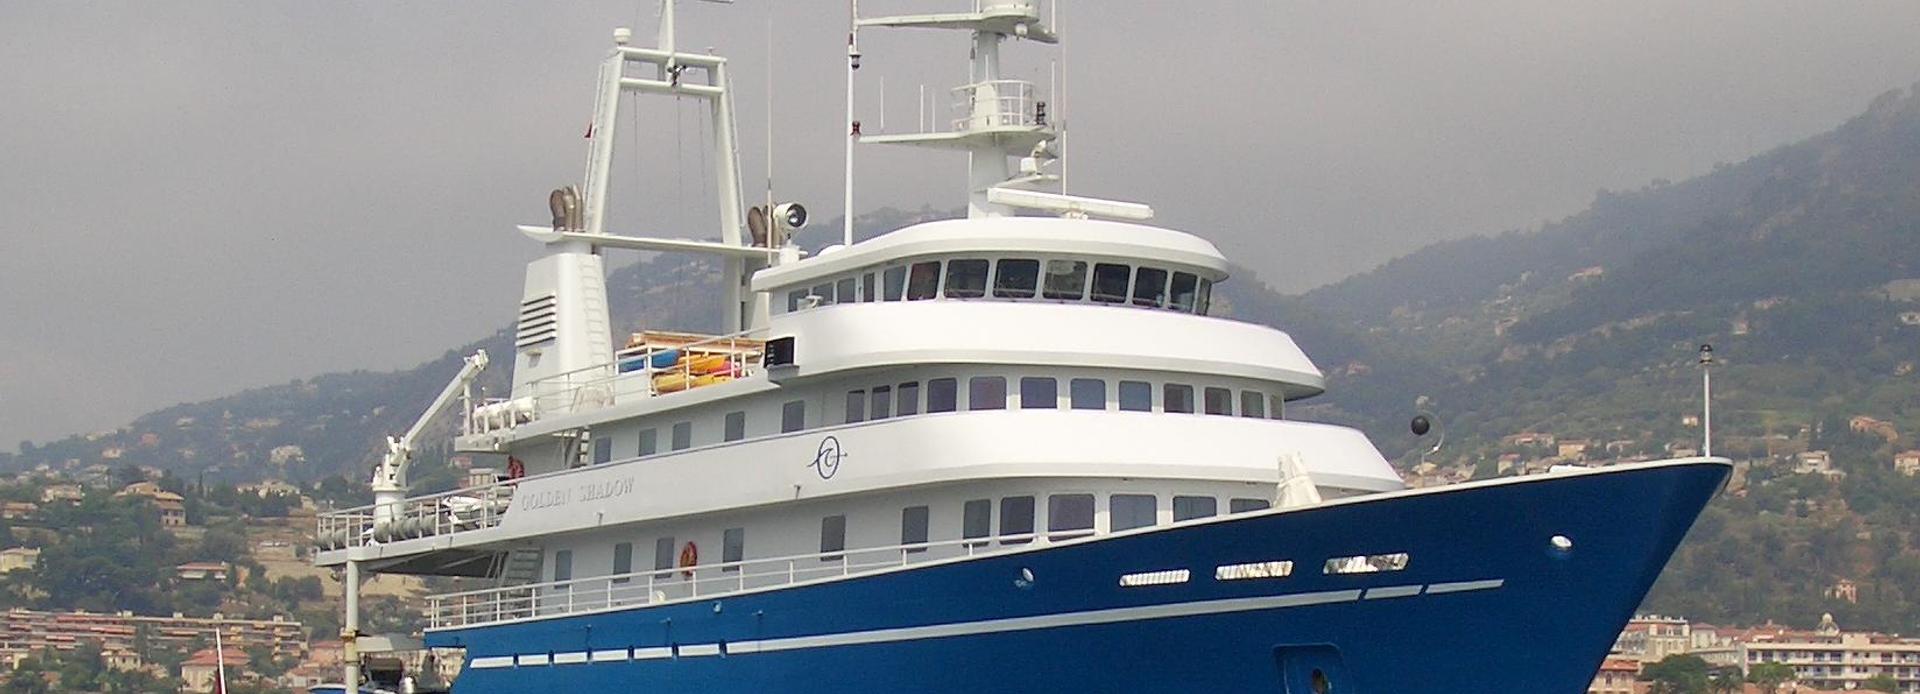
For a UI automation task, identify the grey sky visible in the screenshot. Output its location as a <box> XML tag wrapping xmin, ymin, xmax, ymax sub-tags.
<box><xmin>4</xmin><ymin>1</ymin><xmax>1920</xmax><ymax>448</ymax></box>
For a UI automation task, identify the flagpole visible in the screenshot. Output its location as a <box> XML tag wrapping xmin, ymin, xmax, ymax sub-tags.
<box><xmin>214</xmin><ymin>626</ymin><xmax>229</xmax><ymax>694</ymax></box>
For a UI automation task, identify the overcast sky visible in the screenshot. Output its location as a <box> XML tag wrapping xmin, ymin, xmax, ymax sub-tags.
<box><xmin>5</xmin><ymin>1</ymin><xmax>1920</xmax><ymax>448</ymax></box>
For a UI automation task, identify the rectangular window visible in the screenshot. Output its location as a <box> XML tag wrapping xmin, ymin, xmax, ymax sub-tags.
<box><xmin>1090</xmin><ymin>263</ymin><xmax>1131</xmax><ymax>303</ymax></box>
<box><xmin>1270</xmin><ymin>394</ymin><xmax>1285</xmax><ymax>420</ymax></box>
<box><xmin>782</xmin><ymin>400</ymin><xmax>806</xmax><ymax>433</ymax></box>
<box><xmin>1110</xmin><ymin>494</ymin><xmax>1158</xmax><ymax>531</ymax></box>
<box><xmin>637</xmin><ymin>428</ymin><xmax>658</xmax><ymax>456</ymax></box>
<box><xmin>927</xmin><ymin>378</ymin><xmax>958</xmax><ymax>413</ymax></box>
<box><xmin>612</xmin><ymin>542</ymin><xmax>633</xmax><ymax>583</ymax></box>
<box><xmin>787</xmin><ymin>289</ymin><xmax>807</xmax><ymax>312</ymax></box>
<box><xmin>1042</xmin><ymin>260</ymin><xmax>1088</xmax><ymax>300</ymax></box>
<box><xmin>591</xmin><ymin>436</ymin><xmax>613</xmax><ymax>464</ymax></box>
<box><xmin>1047</xmin><ymin>494</ymin><xmax>1095</xmax><ymax>540</ymax></box>
<box><xmin>897</xmin><ymin>382</ymin><xmax>921</xmax><ymax>416</ymax></box>
<box><xmin>861</xmin><ymin>272</ymin><xmax>878</xmax><ymax>302</ymax></box>
<box><xmin>1169</xmin><ymin>272</ymin><xmax>1199</xmax><ymax>312</ymax></box>
<box><xmin>901</xmin><ymin>506</ymin><xmax>930</xmax><ymax>552</ymax></box>
<box><xmin>906</xmin><ymin>261</ymin><xmax>941</xmax><ymax>300</ymax></box>
<box><xmin>836</xmin><ymin>277</ymin><xmax>857</xmax><ymax>305</ymax></box>
<box><xmin>1196</xmin><ymin>279</ymin><xmax>1213</xmax><ymax>315</ymax></box>
<box><xmin>553</xmin><ymin>549</ymin><xmax>573</xmax><ymax>583</ymax></box>
<box><xmin>1020</xmin><ymin>377</ymin><xmax>1058</xmax><ymax>409</ymax></box>
<box><xmin>1164</xmin><ymin>384</ymin><xmax>1195</xmax><ymax>414</ymax></box>
<box><xmin>811</xmin><ymin>282</ymin><xmax>834</xmax><ymax>305</ymax></box>
<box><xmin>1070</xmin><ymin>378</ymin><xmax>1106</xmax><ymax>410</ymax></box>
<box><xmin>962</xmin><ymin>499</ymin><xmax>991</xmax><ymax>547</ymax></box>
<box><xmin>944</xmin><ymin>259</ymin><xmax>989</xmax><ymax>298</ymax></box>
<box><xmin>1203</xmin><ymin>387</ymin><xmax>1233</xmax><ymax>416</ymax></box>
<box><xmin>671</xmin><ymin>421</ymin><xmax>692</xmax><ymax>450</ymax></box>
<box><xmin>724</xmin><ymin>411</ymin><xmax>747</xmax><ymax>441</ymax></box>
<box><xmin>1240</xmin><ymin>390</ymin><xmax>1267</xmax><ymax>419</ymax></box>
<box><xmin>653</xmin><ymin>537</ymin><xmax>676</xmax><ymax>579</ymax></box>
<box><xmin>1132</xmin><ymin>267</ymin><xmax>1169</xmax><ymax>307</ymax></box>
<box><xmin>882</xmin><ymin>266</ymin><xmax>907</xmax><ymax>301</ymax></box>
<box><xmin>999</xmin><ymin>496</ymin><xmax>1035</xmax><ymax>545</ymax></box>
<box><xmin>722</xmin><ymin>528</ymin><xmax>745</xmax><ymax>571</ymax></box>
<box><xmin>820</xmin><ymin>515</ymin><xmax>847</xmax><ymax>561</ymax></box>
<box><xmin>1173</xmin><ymin>495</ymin><xmax>1217</xmax><ymax>521</ymax></box>
<box><xmin>1118</xmin><ymin>380</ymin><xmax>1153</xmax><ymax>412</ymax></box>
<box><xmin>992</xmin><ymin>258</ymin><xmax>1040</xmax><ymax>298</ymax></box>
<box><xmin>968</xmin><ymin>376</ymin><xmax>1007</xmax><ymax>411</ymax></box>
<box><xmin>1230</xmin><ymin>498</ymin><xmax>1272</xmax><ymax>514</ymax></box>
<box><xmin>845</xmin><ymin>389</ymin><xmax>867</xmax><ymax>423</ymax></box>
<box><xmin>870</xmin><ymin>385</ymin><xmax>893</xmax><ymax>419</ymax></box>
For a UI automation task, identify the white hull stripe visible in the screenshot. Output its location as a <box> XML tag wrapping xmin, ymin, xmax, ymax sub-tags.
<box><xmin>589</xmin><ymin>649</ymin><xmax>628</xmax><ymax>662</ymax></box>
<box><xmin>478</xmin><ymin>580</ymin><xmax>1504</xmax><ymax>668</ymax></box>
<box><xmin>553</xmin><ymin>652</ymin><xmax>589</xmax><ymax>664</ymax></box>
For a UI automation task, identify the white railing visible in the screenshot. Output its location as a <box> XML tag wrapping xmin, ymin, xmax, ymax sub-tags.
<box><xmin>425</xmin><ymin>534</ymin><xmax>1044</xmax><ymax>629</ymax></box>
<box><xmin>952</xmin><ymin>80</ymin><xmax>1040</xmax><ymax>132</ymax></box>
<box><xmin>516</xmin><ymin>328</ymin><xmax>769</xmax><ymax>422</ymax></box>
<box><xmin>314</xmin><ymin>479</ymin><xmax>518</xmax><ymax>551</ymax></box>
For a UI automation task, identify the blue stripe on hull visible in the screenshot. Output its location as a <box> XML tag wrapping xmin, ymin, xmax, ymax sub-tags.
<box><xmin>430</xmin><ymin>461</ymin><xmax>1727</xmax><ymax>692</ymax></box>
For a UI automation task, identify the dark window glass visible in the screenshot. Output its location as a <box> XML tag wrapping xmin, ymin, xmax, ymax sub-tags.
<box><xmin>811</xmin><ymin>282</ymin><xmax>834</xmax><ymax>305</ymax></box>
<box><xmin>1231</xmin><ymin>498</ymin><xmax>1272</xmax><ymax>514</ymax></box>
<box><xmin>962</xmin><ymin>499</ymin><xmax>991</xmax><ymax>547</ymax></box>
<box><xmin>553</xmin><ymin>549</ymin><xmax>573</xmax><ymax>583</ymax></box>
<box><xmin>1173</xmin><ymin>495</ymin><xmax>1217</xmax><ymax>521</ymax></box>
<box><xmin>1204</xmin><ymin>387</ymin><xmax>1233</xmax><ymax>416</ymax></box>
<box><xmin>1240</xmin><ymin>391</ymin><xmax>1267</xmax><ymax>419</ymax></box>
<box><xmin>782</xmin><ymin>400</ymin><xmax>806</xmax><ymax>433</ymax></box>
<box><xmin>871</xmin><ymin>385</ymin><xmax>892</xmax><ymax>419</ymax></box>
<box><xmin>592</xmin><ymin>436</ymin><xmax>612</xmax><ymax>464</ymax></box>
<box><xmin>1090</xmin><ymin>263</ymin><xmax>1131</xmax><ymax>303</ymax></box>
<box><xmin>968</xmin><ymin>376</ymin><xmax>1007</xmax><ymax>411</ymax></box>
<box><xmin>1110</xmin><ymin>494</ymin><xmax>1157</xmax><ymax>531</ymax></box>
<box><xmin>845</xmin><ymin>390</ymin><xmax>866</xmax><ymax>423</ymax></box>
<box><xmin>722</xmin><ymin>528</ymin><xmax>745</xmax><ymax>571</ymax></box>
<box><xmin>999</xmin><ymin>496</ymin><xmax>1035</xmax><ymax>545</ymax></box>
<box><xmin>1020</xmin><ymin>377</ymin><xmax>1057</xmax><ymax>409</ymax></box>
<box><xmin>653</xmin><ymin>537</ymin><xmax>676</xmax><ymax>578</ymax></box>
<box><xmin>906</xmin><ymin>261</ymin><xmax>941</xmax><ymax>300</ymax></box>
<box><xmin>1042</xmin><ymin>260</ymin><xmax>1088</xmax><ymax>300</ymax></box>
<box><xmin>724</xmin><ymin>411</ymin><xmax>746</xmax><ymax>441</ymax></box>
<box><xmin>638</xmin><ymin>428</ymin><xmax>658</xmax><ymax>456</ymax></box>
<box><xmin>1270</xmin><ymin>394</ymin><xmax>1285</xmax><ymax>420</ymax></box>
<box><xmin>1164</xmin><ymin>384</ymin><xmax>1195</xmax><ymax>414</ymax></box>
<box><xmin>897</xmin><ymin>382</ymin><xmax>921</xmax><ymax>416</ymax></box>
<box><xmin>1048</xmin><ymin>494</ymin><xmax>1095</xmax><ymax>540</ymax></box>
<box><xmin>992</xmin><ymin>258</ymin><xmax>1040</xmax><ymax>298</ymax></box>
<box><xmin>787</xmin><ymin>289</ymin><xmax>807</xmax><ymax>312</ymax></box>
<box><xmin>945</xmin><ymin>259</ymin><xmax>989</xmax><ymax>298</ymax></box>
<box><xmin>882</xmin><ymin>266</ymin><xmax>907</xmax><ymax>301</ymax></box>
<box><xmin>927</xmin><ymin>378</ymin><xmax>958</xmax><ymax>413</ymax></box>
<box><xmin>1118</xmin><ymin>380</ymin><xmax>1153</xmax><ymax>412</ymax></box>
<box><xmin>671</xmin><ymin>421</ymin><xmax>693</xmax><ymax>450</ymax></box>
<box><xmin>1070</xmin><ymin>378</ymin><xmax>1106</xmax><ymax>410</ymax></box>
<box><xmin>820</xmin><ymin>515</ymin><xmax>847</xmax><ymax>560</ymax></box>
<box><xmin>1132</xmin><ymin>267</ymin><xmax>1169</xmax><ymax>307</ymax></box>
<box><xmin>901</xmin><ymin>506</ymin><xmax>930</xmax><ymax>552</ymax></box>
<box><xmin>612</xmin><ymin>542</ymin><xmax>633</xmax><ymax>583</ymax></box>
<box><xmin>861</xmin><ymin>272</ymin><xmax>878</xmax><ymax>302</ymax></box>
<box><xmin>1169</xmin><ymin>272</ymin><xmax>1199</xmax><ymax>312</ymax></box>
<box><xmin>1196</xmin><ymin>278</ymin><xmax>1213</xmax><ymax>315</ymax></box>
<box><xmin>836</xmin><ymin>277</ymin><xmax>857</xmax><ymax>304</ymax></box>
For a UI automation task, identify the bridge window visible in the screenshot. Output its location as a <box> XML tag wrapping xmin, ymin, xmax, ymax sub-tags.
<box><xmin>1020</xmin><ymin>377</ymin><xmax>1058</xmax><ymax>409</ymax></box>
<box><xmin>906</xmin><ymin>261</ymin><xmax>941</xmax><ymax>300</ymax></box>
<box><xmin>1042</xmin><ymin>260</ymin><xmax>1087</xmax><ymax>300</ymax></box>
<box><xmin>927</xmin><ymin>378</ymin><xmax>958</xmax><ymax>413</ymax></box>
<box><xmin>1196</xmin><ymin>278</ymin><xmax>1214</xmax><ymax>315</ymax></box>
<box><xmin>787</xmin><ymin>289</ymin><xmax>807</xmax><ymax>312</ymax></box>
<box><xmin>671</xmin><ymin>422</ymin><xmax>692</xmax><ymax>450</ymax></box>
<box><xmin>612</xmin><ymin>542</ymin><xmax>633</xmax><ymax>584</ymax></box>
<box><xmin>897</xmin><ymin>382</ymin><xmax>921</xmax><ymax>416</ymax></box>
<box><xmin>1173</xmin><ymin>495</ymin><xmax>1217</xmax><ymax>521</ymax></box>
<box><xmin>901</xmin><ymin>506</ymin><xmax>930</xmax><ymax>553</ymax></box>
<box><xmin>811</xmin><ymin>282</ymin><xmax>834</xmax><ymax>305</ymax></box>
<box><xmin>882</xmin><ymin>266</ymin><xmax>906</xmax><ymax>301</ymax></box>
<box><xmin>1164</xmin><ymin>384</ymin><xmax>1195</xmax><ymax>414</ymax></box>
<box><xmin>782</xmin><ymin>400</ymin><xmax>806</xmax><ymax>433</ymax></box>
<box><xmin>722</xmin><ymin>528</ymin><xmax>745</xmax><ymax>571</ymax></box>
<box><xmin>1000</xmin><ymin>496</ymin><xmax>1035</xmax><ymax>545</ymax></box>
<box><xmin>1110</xmin><ymin>494</ymin><xmax>1157</xmax><ymax>531</ymax></box>
<box><xmin>1090</xmin><ymin>263</ymin><xmax>1130</xmax><ymax>303</ymax></box>
<box><xmin>861</xmin><ymin>272</ymin><xmax>877</xmax><ymax>302</ymax></box>
<box><xmin>1169</xmin><ymin>272</ymin><xmax>1199</xmax><ymax>312</ymax></box>
<box><xmin>1270</xmin><ymin>394</ymin><xmax>1285</xmax><ymax>420</ymax></box>
<box><xmin>638</xmin><ymin>428</ymin><xmax>658</xmax><ymax>456</ymax></box>
<box><xmin>1240</xmin><ymin>391</ymin><xmax>1267</xmax><ymax>418</ymax></box>
<box><xmin>653</xmin><ymin>537</ymin><xmax>675</xmax><ymax>579</ymax></box>
<box><xmin>820</xmin><ymin>515</ymin><xmax>847</xmax><ymax>561</ymax></box>
<box><xmin>1132</xmin><ymin>267</ymin><xmax>1168</xmax><ymax>308</ymax></box>
<box><xmin>836</xmin><ymin>277</ymin><xmax>857</xmax><ymax>304</ymax></box>
<box><xmin>1118</xmin><ymin>380</ymin><xmax>1153</xmax><ymax>412</ymax></box>
<box><xmin>553</xmin><ymin>549</ymin><xmax>573</xmax><ymax>583</ymax></box>
<box><xmin>993</xmin><ymin>258</ymin><xmax>1040</xmax><ymax>298</ymax></box>
<box><xmin>1048</xmin><ymin>494</ymin><xmax>1095</xmax><ymax>540</ymax></box>
<box><xmin>1231</xmin><ymin>498</ymin><xmax>1272</xmax><ymax>514</ymax></box>
<box><xmin>968</xmin><ymin>376</ymin><xmax>1006</xmax><ymax>411</ymax></box>
<box><xmin>1070</xmin><ymin>378</ymin><xmax>1106</xmax><ymax>410</ymax></box>
<box><xmin>845</xmin><ymin>389</ymin><xmax>867</xmax><ymax>424</ymax></box>
<box><xmin>963</xmin><ymin>499</ymin><xmax>991</xmax><ymax>548</ymax></box>
<box><xmin>870</xmin><ymin>385</ymin><xmax>893</xmax><ymax>419</ymax></box>
<box><xmin>724</xmin><ymin>411</ymin><xmax>747</xmax><ymax>442</ymax></box>
<box><xmin>945</xmin><ymin>259</ymin><xmax>989</xmax><ymax>298</ymax></box>
<box><xmin>1204</xmin><ymin>387</ymin><xmax>1233</xmax><ymax>416</ymax></box>
<box><xmin>592</xmin><ymin>436</ymin><xmax>612</xmax><ymax>464</ymax></box>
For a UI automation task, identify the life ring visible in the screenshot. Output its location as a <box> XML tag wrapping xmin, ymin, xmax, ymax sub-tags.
<box><xmin>678</xmin><ymin>541</ymin><xmax>698</xmax><ymax>579</ymax></box>
<box><xmin>506</xmin><ymin>457</ymin><xmax>526</xmax><ymax>481</ymax></box>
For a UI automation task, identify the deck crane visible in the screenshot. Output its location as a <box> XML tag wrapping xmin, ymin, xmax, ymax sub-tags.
<box><xmin>370</xmin><ymin>350</ymin><xmax>489</xmax><ymax>536</ymax></box>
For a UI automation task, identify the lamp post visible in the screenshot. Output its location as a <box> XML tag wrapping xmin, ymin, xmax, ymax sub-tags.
<box><xmin>1698</xmin><ymin>344</ymin><xmax>1714</xmax><ymax>457</ymax></box>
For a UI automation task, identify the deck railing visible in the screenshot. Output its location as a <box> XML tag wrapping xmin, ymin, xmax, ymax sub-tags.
<box><xmin>510</xmin><ymin>327</ymin><xmax>769</xmax><ymax>424</ymax></box>
<box><xmin>314</xmin><ymin>479</ymin><xmax>518</xmax><ymax>551</ymax></box>
<box><xmin>952</xmin><ymin>80</ymin><xmax>1040</xmax><ymax>132</ymax></box>
<box><xmin>425</xmin><ymin>534</ymin><xmax>1041</xmax><ymax>629</ymax></box>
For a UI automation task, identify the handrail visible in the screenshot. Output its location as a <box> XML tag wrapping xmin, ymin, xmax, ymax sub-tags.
<box><xmin>515</xmin><ymin>325</ymin><xmax>773</xmax><ymax>422</ymax></box>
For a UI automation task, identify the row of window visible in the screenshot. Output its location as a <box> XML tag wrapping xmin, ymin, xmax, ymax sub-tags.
<box><xmin>782</xmin><ymin>257</ymin><xmax>1215</xmax><ymax>315</ymax></box>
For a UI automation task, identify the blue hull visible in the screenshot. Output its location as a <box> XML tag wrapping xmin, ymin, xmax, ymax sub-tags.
<box><xmin>429</xmin><ymin>461</ymin><xmax>1727</xmax><ymax>692</ymax></box>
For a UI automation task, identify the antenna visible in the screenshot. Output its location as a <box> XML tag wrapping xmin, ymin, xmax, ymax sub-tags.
<box><xmin>843</xmin><ymin>0</ymin><xmax>860</xmax><ymax>246</ymax></box>
<box><xmin>765</xmin><ymin>0</ymin><xmax>776</xmax><ymax>220</ymax></box>
<box><xmin>1699</xmin><ymin>344</ymin><xmax>1714</xmax><ymax>457</ymax></box>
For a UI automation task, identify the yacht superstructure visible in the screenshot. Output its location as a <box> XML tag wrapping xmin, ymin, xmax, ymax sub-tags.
<box><xmin>313</xmin><ymin>4</ymin><xmax>1730</xmax><ymax>692</ymax></box>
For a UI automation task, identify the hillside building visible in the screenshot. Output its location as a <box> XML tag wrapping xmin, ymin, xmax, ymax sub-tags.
<box><xmin>0</xmin><ymin>608</ymin><xmax>306</xmax><ymax>669</ymax></box>
<box><xmin>0</xmin><ymin>548</ymin><xmax>39</xmax><ymax>574</ymax></box>
<box><xmin>39</xmin><ymin>484</ymin><xmax>83</xmax><ymax>504</ymax></box>
<box><xmin>1741</xmin><ymin>615</ymin><xmax>1920</xmax><ymax>692</ymax></box>
<box><xmin>1794</xmin><ymin>451</ymin><xmax>1844</xmax><ymax>478</ymax></box>
<box><xmin>1848</xmin><ymin>415</ymin><xmax>1899</xmax><ymax>442</ymax></box>
<box><xmin>0</xmin><ymin>501</ymin><xmax>37</xmax><ymax>520</ymax></box>
<box><xmin>1587</xmin><ymin>658</ymin><xmax>1638</xmax><ymax>693</ymax></box>
<box><xmin>1895</xmin><ymin>450</ymin><xmax>1920</xmax><ymax>477</ymax></box>
<box><xmin>179</xmin><ymin>647</ymin><xmax>250</xmax><ymax>693</ymax></box>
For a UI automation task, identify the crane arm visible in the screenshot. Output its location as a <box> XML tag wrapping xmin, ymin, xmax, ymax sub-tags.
<box><xmin>372</xmin><ymin>350</ymin><xmax>488</xmax><ymax>494</ymax></box>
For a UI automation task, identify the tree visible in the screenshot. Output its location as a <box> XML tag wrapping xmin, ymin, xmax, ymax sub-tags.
<box><xmin>1746</xmin><ymin>662</ymin><xmax>1796</xmax><ymax>694</ymax></box>
<box><xmin>1706</xmin><ymin>667</ymin><xmax>1743</xmax><ymax>694</ymax></box>
<box><xmin>1863</xmin><ymin>674</ymin><xmax>1898</xmax><ymax>692</ymax></box>
<box><xmin>1641</xmin><ymin>654</ymin><xmax>1710</xmax><ymax>694</ymax></box>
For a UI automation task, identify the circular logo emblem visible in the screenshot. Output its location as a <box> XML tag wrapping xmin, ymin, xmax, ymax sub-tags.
<box><xmin>809</xmin><ymin>436</ymin><xmax>844</xmax><ymax>480</ymax></box>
